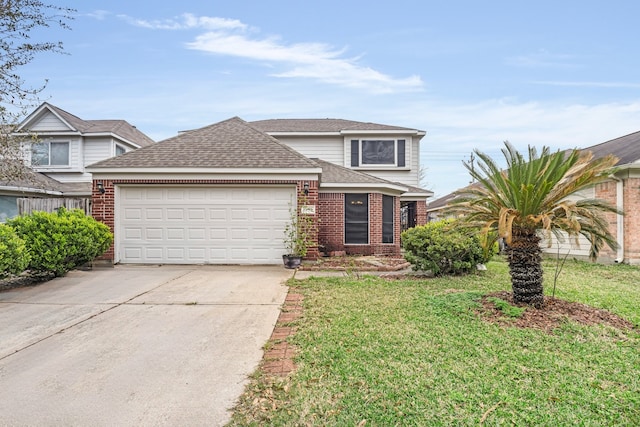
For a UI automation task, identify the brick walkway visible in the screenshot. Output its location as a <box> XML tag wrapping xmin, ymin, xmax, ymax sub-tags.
<box><xmin>261</xmin><ymin>290</ymin><xmax>303</xmax><ymax>376</ymax></box>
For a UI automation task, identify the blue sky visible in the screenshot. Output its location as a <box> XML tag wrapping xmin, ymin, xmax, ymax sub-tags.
<box><xmin>19</xmin><ymin>0</ymin><xmax>640</xmax><ymax>197</ymax></box>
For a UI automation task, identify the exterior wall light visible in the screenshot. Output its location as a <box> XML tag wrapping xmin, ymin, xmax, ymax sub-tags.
<box><xmin>97</xmin><ymin>182</ymin><xmax>106</xmax><ymax>194</ymax></box>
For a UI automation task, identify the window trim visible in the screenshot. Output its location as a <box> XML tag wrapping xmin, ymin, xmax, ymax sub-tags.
<box><xmin>350</xmin><ymin>138</ymin><xmax>407</xmax><ymax>168</ymax></box>
<box><xmin>31</xmin><ymin>140</ymin><xmax>70</xmax><ymax>167</ymax></box>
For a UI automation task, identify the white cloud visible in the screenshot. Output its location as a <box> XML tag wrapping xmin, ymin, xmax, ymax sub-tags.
<box><xmin>506</xmin><ymin>49</ymin><xmax>579</xmax><ymax>68</ymax></box>
<box><xmin>532</xmin><ymin>80</ymin><xmax>640</xmax><ymax>88</ymax></box>
<box><xmin>86</xmin><ymin>10</ymin><xmax>110</xmax><ymax>20</ymax></box>
<box><xmin>186</xmin><ymin>30</ymin><xmax>423</xmax><ymax>93</ymax></box>
<box><xmin>119</xmin><ymin>12</ymin><xmax>423</xmax><ymax>93</ymax></box>
<box><xmin>117</xmin><ymin>13</ymin><xmax>247</xmax><ymax>31</ymax></box>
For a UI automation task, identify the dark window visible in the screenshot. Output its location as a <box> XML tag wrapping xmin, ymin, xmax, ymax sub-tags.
<box><xmin>351</xmin><ymin>139</ymin><xmax>359</xmax><ymax>167</ymax></box>
<box><xmin>382</xmin><ymin>195</ymin><xmax>394</xmax><ymax>243</ymax></box>
<box><xmin>362</xmin><ymin>140</ymin><xmax>395</xmax><ymax>164</ymax></box>
<box><xmin>349</xmin><ymin>139</ymin><xmax>406</xmax><ymax>167</ymax></box>
<box><xmin>397</xmin><ymin>140</ymin><xmax>405</xmax><ymax>167</ymax></box>
<box><xmin>345</xmin><ymin>194</ymin><xmax>368</xmax><ymax>244</ymax></box>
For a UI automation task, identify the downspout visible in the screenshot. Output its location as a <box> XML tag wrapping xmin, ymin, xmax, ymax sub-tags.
<box><xmin>609</xmin><ymin>174</ymin><xmax>624</xmax><ymax>263</ymax></box>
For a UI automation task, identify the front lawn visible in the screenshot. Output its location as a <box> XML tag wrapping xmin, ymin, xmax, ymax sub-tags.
<box><xmin>229</xmin><ymin>258</ymin><xmax>640</xmax><ymax>426</ymax></box>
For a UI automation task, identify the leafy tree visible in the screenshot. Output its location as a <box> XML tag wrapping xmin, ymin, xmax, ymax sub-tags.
<box><xmin>447</xmin><ymin>142</ymin><xmax>620</xmax><ymax>307</ymax></box>
<box><xmin>0</xmin><ymin>0</ymin><xmax>74</xmax><ymax>181</ymax></box>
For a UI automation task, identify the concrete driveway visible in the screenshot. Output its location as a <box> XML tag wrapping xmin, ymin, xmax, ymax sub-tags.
<box><xmin>0</xmin><ymin>265</ymin><xmax>292</xmax><ymax>426</ymax></box>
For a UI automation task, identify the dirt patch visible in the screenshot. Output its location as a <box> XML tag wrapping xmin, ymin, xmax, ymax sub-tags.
<box><xmin>477</xmin><ymin>290</ymin><xmax>636</xmax><ymax>333</ymax></box>
<box><xmin>0</xmin><ymin>273</ymin><xmax>49</xmax><ymax>292</ymax></box>
<box><xmin>302</xmin><ymin>255</ymin><xmax>410</xmax><ymax>271</ymax></box>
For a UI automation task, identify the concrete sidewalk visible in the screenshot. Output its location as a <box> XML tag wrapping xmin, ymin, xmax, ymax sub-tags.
<box><xmin>0</xmin><ymin>265</ymin><xmax>291</xmax><ymax>426</ymax></box>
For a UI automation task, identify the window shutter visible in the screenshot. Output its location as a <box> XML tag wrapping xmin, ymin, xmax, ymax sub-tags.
<box><xmin>397</xmin><ymin>139</ymin><xmax>406</xmax><ymax>167</ymax></box>
<box><xmin>351</xmin><ymin>140</ymin><xmax>359</xmax><ymax>167</ymax></box>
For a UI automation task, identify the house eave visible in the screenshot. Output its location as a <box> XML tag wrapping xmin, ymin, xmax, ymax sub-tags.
<box><xmin>86</xmin><ymin>167</ymin><xmax>323</xmax><ymax>174</ymax></box>
<box><xmin>319</xmin><ymin>182</ymin><xmax>407</xmax><ymax>194</ymax></box>
<box><xmin>340</xmin><ymin>130</ymin><xmax>424</xmax><ymax>136</ymax></box>
<box><xmin>0</xmin><ymin>186</ymin><xmax>63</xmax><ymax>196</ymax></box>
<box><xmin>401</xmin><ymin>191</ymin><xmax>434</xmax><ymax>200</ymax></box>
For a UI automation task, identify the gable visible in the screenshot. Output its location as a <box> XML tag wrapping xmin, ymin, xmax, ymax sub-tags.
<box><xmin>23</xmin><ymin>110</ymin><xmax>75</xmax><ymax>132</ymax></box>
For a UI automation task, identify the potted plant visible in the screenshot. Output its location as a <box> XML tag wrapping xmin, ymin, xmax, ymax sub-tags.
<box><xmin>282</xmin><ymin>200</ymin><xmax>313</xmax><ymax>269</ymax></box>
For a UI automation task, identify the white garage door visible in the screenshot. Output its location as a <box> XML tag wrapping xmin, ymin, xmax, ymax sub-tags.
<box><xmin>117</xmin><ymin>186</ymin><xmax>294</xmax><ymax>264</ymax></box>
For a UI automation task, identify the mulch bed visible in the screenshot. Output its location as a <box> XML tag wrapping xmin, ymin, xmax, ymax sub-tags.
<box><xmin>302</xmin><ymin>255</ymin><xmax>410</xmax><ymax>271</ymax></box>
<box><xmin>477</xmin><ymin>290</ymin><xmax>636</xmax><ymax>333</ymax></box>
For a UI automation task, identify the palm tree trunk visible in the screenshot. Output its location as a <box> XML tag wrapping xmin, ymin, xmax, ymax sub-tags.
<box><xmin>506</xmin><ymin>227</ymin><xmax>544</xmax><ymax>307</ymax></box>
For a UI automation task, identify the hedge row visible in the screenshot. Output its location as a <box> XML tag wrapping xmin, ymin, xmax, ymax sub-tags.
<box><xmin>2</xmin><ymin>208</ymin><xmax>112</xmax><ymax>278</ymax></box>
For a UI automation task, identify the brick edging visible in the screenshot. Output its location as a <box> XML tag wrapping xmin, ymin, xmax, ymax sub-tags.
<box><xmin>261</xmin><ymin>290</ymin><xmax>303</xmax><ymax>376</ymax></box>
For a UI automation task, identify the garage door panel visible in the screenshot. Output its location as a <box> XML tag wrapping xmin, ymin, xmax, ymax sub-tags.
<box><xmin>167</xmin><ymin>228</ymin><xmax>185</xmax><ymax>240</ymax></box>
<box><xmin>166</xmin><ymin>209</ymin><xmax>184</xmax><ymax>220</ymax></box>
<box><xmin>118</xmin><ymin>186</ymin><xmax>295</xmax><ymax>264</ymax></box>
<box><xmin>124</xmin><ymin>208</ymin><xmax>142</xmax><ymax>220</ymax></box>
<box><xmin>145</xmin><ymin>209</ymin><xmax>163</xmax><ymax>220</ymax></box>
<box><xmin>146</xmin><ymin>228</ymin><xmax>163</xmax><ymax>240</ymax></box>
<box><xmin>124</xmin><ymin>227</ymin><xmax>142</xmax><ymax>240</ymax></box>
<box><xmin>209</xmin><ymin>209</ymin><xmax>227</xmax><ymax>221</ymax></box>
<box><xmin>210</xmin><ymin>229</ymin><xmax>228</xmax><ymax>240</ymax></box>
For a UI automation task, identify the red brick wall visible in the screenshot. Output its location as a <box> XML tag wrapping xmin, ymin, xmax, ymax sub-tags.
<box><xmin>416</xmin><ymin>200</ymin><xmax>428</xmax><ymax>226</ymax></box>
<box><xmin>595</xmin><ymin>177</ymin><xmax>640</xmax><ymax>265</ymax></box>
<box><xmin>318</xmin><ymin>193</ymin><xmax>344</xmax><ymax>254</ymax></box>
<box><xmin>91</xmin><ymin>179</ymin><xmax>320</xmax><ymax>263</ymax></box>
<box><xmin>624</xmin><ymin>178</ymin><xmax>640</xmax><ymax>263</ymax></box>
<box><xmin>317</xmin><ymin>192</ymin><xmax>402</xmax><ymax>256</ymax></box>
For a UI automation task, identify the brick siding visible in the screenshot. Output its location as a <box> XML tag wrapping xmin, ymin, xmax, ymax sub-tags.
<box><xmin>595</xmin><ymin>177</ymin><xmax>640</xmax><ymax>265</ymax></box>
<box><xmin>317</xmin><ymin>192</ymin><xmax>402</xmax><ymax>257</ymax></box>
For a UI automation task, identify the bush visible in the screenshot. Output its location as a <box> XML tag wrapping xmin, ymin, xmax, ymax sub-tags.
<box><xmin>401</xmin><ymin>219</ymin><xmax>487</xmax><ymax>276</ymax></box>
<box><xmin>8</xmin><ymin>208</ymin><xmax>112</xmax><ymax>277</ymax></box>
<box><xmin>0</xmin><ymin>224</ymin><xmax>30</xmax><ymax>278</ymax></box>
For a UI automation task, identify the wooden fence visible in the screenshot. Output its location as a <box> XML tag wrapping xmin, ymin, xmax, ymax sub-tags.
<box><xmin>17</xmin><ymin>197</ymin><xmax>92</xmax><ymax>216</ymax></box>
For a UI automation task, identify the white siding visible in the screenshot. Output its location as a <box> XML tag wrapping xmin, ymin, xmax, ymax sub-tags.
<box><xmin>84</xmin><ymin>137</ymin><xmax>114</xmax><ymax>166</ymax></box>
<box><xmin>276</xmin><ymin>135</ymin><xmax>344</xmax><ymax>164</ymax></box>
<box><xmin>541</xmin><ymin>187</ymin><xmax>596</xmax><ymax>259</ymax></box>
<box><xmin>28</xmin><ymin>111</ymin><xmax>73</xmax><ymax>131</ymax></box>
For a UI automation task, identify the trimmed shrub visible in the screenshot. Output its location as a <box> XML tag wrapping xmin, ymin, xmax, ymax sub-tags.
<box><xmin>401</xmin><ymin>219</ymin><xmax>487</xmax><ymax>276</ymax></box>
<box><xmin>0</xmin><ymin>224</ymin><xmax>30</xmax><ymax>278</ymax></box>
<box><xmin>8</xmin><ymin>208</ymin><xmax>112</xmax><ymax>277</ymax></box>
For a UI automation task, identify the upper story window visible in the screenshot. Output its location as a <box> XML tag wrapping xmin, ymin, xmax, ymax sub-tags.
<box><xmin>31</xmin><ymin>141</ymin><xmax>69</xmax><ymax>166</ymax></box>
<box><xmin>351</xmin><ymin>139</ymin><xmax>406</xmax><ymax>167</ymax></box>
<box><xmin>115</xmin><ymin>144</ymin><xmax>126</xmax><ymax>156</ymax></box>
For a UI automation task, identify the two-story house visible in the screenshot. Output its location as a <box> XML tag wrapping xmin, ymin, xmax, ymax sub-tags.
<box><xmin>87</xmin><ymin>116</ymin><xmax>432</xmax><ymax>265</ymax></box>
<box><xmin>0</xmin><ymin>103</ymin><xmax>154</xmax><ymax>221</ymax></box>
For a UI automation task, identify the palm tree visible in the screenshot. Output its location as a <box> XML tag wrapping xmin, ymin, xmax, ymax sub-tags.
<box><xmin>448</xmin><ymin>142</ymin><xmax>620</xmax><ymax>307</ymax></box>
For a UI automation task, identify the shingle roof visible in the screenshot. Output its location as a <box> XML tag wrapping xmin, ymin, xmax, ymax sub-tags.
<box><xmin>89</xmin><ymin>117</ymin><xmax>320</xmax><ymax>169</ymax></box>
<box><xmin>43</xmin><ymin>103</ymin><xmax>155</xmax><ymax>147</ymax></box>
<box><xmin>581</xmin><ymin>130</ymin><xmax>640</xmax><ymax>166</ymax></box>
<box><xmin>0</xmin><ymin>162</ymin><xmax>90</xmax><ymax>195</ymax></box>
<box><xmin>251</xmin><ymin>118</ymin><xmax>419</xmax><ymax>133</ymax></box>
<box><xmin>313</xmin><ymin>159</ymin><xmax>397</xmax><ymax>185</ymax></box>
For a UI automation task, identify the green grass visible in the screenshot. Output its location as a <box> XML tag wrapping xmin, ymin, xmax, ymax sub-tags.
<box><xmin>229</xmin><ymin>258</ymin><xmax>640</xmax><ymax>426</ymax></box>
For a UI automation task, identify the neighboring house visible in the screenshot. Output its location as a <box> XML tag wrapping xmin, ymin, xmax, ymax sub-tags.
<box><xmin>87</xmin><ymin>117</ymin><xmax>433</xmax><ymax>265</ymax></box>
<box><xmin>0</xmin><ymin>103</ymin><xmax>154</xmax><ymax>221</ymax></box>
<box><xmin>426</xmin><ymin>130</ymin><xmax>640</xmax><ymax>265</ymax></box>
